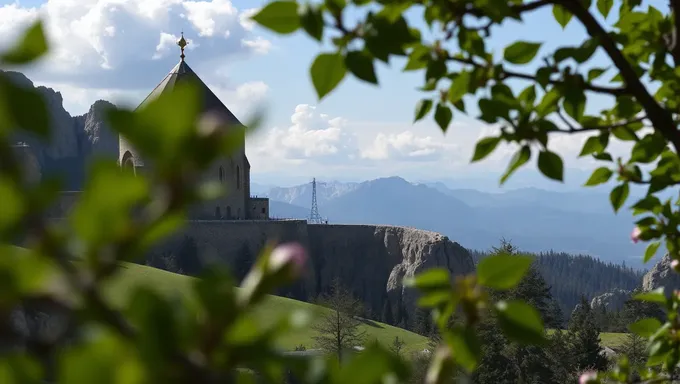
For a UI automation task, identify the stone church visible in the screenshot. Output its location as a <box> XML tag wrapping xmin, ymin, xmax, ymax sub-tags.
<box><xmin>16</xmin><ymin>33</ymin><xmax>269</xmax><ymax>221</ymax></box>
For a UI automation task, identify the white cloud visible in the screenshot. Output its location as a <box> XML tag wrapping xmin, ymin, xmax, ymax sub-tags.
<box><xmin>208</xmin><ymin>80</ymin><xmax>269</xmax><ymax>118</ymax></box>
<box><xmin>241</xmin><ymin>36</ymin><xmax>271</xmax><ymax>55</ymax></box>
<box><xmin>0</xmin><ymin>0</ymin><xmax>270</xmax><ymax>87</ymax></box>
<box><xmin>361</xmin><ymin>131</ymin><xmax>456</xmax><ymax>161</ymax></box>
<box><xmin>253</xmin><ymin>104</ymin><xmax>358</xmax><ymax>164</ymax></box>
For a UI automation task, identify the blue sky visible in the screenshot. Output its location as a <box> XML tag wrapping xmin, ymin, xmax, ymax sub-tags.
<box><xmin>0</xmin><ymin>0</ymin><xmax>666</xmax><ymax>190</ymax></box>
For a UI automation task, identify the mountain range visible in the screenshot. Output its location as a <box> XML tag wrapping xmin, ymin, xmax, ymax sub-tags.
<box><xmin>261</xmin><ymin>177</ymin><xmax>649</xmax><ymax>267</ymax></box>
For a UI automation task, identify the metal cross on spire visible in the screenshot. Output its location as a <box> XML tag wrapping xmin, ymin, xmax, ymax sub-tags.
<box><xmin>177</xmin><ymin>31</ymin><xmax>188</xmax><ymax>61</ymax></box>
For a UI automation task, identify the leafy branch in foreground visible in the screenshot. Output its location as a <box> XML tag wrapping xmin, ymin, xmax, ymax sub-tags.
<box><xmin>251</xmin><ymin>0</ymin><xmax>680</xmax><ymax>382</ymax></box>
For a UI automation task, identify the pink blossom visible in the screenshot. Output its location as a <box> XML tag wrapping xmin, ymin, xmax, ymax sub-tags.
<box><xmin>672</xmin><ymin>259</ymin><xmax>680</xmax><ymax>272</ymax></box>
<box><xmin>269</xmin><ymin>242</ymin><xmax>308</xmax><ymax>277</ymax></box>
<box><xmin>579</xmin><ymin>371</ymin><xmax>598</xmax><ymax>384</ymax></box>
<box><xmin>631</xmin><ymin>227</ymin><xmax>642</xmax><ymax>244</ymax></box>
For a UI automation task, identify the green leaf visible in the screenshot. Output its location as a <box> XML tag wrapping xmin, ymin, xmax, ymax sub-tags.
<box><xmin>579</xmin><ymin>134</ymin><xmax>608</xmax><ymax>157</ymax></box>
<box><xmin>563</xmin><ymin>90</ymin><xmax>586</xmax><ymax>122</ymax></box>
<box><xmin>612</xmin><ymin>126</ymin><xmax>638</xmax><ymax>141</ymax></box>
<box><xmin>597</xmin><ymin>0</ymin><xmax>614</xmax><ymax>18</ymax></box>
<box><xmin>471</xmin><ymin>137</ymin><xmax>501</xmax><ymax>162</ymax></box>
<box><xmin>0</xmin><ymin>354</ymin><xmax>43</xmax><ymax>384</ymax></box>
<box><xmin>0</xmin><ymin>177</ymin><xmax>26</xmax><ymax>233</ymax></box>
<box><xmin>552</xmin><ymin>5</ymin><xmax>573</xmax><ymax>28</ymax></box>
<box><xmin>250</xmin><ymin>1</ymin><xmax>301</xmax><ymax>34</ymax></box>
<box><xmin>336</xmin><ymin>344</ymin><xmax>410</xmax><ymax>384</ymax></box>
<box><xmin>537</xmin><ymin>151</ymin><xmax>564</xmax><ymax>182</ymax></box>
<box><xmin>434</xmin><ymin>103</ymin><xmax>452</xmax><ymax>132</ymax></box>
<box><xmin>109</xmin><ymin>81</ymin><xmax>202</xmax><ymax>165</ymax></box>
<box><xmin>477</xmin><ymin>254</ymin><xmax>534</xmax><ymax>290</ymax></box>
<box><xmin>634</xmin><ymin>288</ymin><xmax>667</xmax><ymax>304</ymax></box>
<box><xmin>495</xmin><ymin>300</ymin><xmax>547</xmax><ymax>345</ymax></box>
<box><xmin>629</xmin><ymin>318</ymin><xmax>662</xmax><ymax>338</ymax></box>
<box><xmin>587</xmin><ymin>67</ymin><xmax>607</xmax><ymax>82</ymax></box>
<box><xmin>310</xmin><ymin>53</ymin><xmax>346</xmax><ymax>100</ymax></box>
<box><xmin>518</xmin><ymin>85</ymin><xmax>536</xmax><ymax>106</ymax></box>
<box><xmin>345</xmin><ymin>51</ymin><xmax>377</xmax><ymax>84</ymax></box>
<box><xmin>610</xmin><ymin>183</ymin><xmax>630</xmax><ymax>213</ymax></box>
<box><xmin>536</xmin><ymin>88</ymin><xmax>561</xmax><ymax>117</ymax></box>
<box><xmin>445</xmin><ymin>326</ymin><xmax>481</xmax><ymax>373</ymax></box>
<box><xmin>71</xmin><ymin>161</ymin><xmax>149</xmax><ymax>248</ymax></box>
<box><xmin>414</xmin><ymin>99</ymin><xmax>433</xmax><ymax>122</ymax></box>
<box><xmin>584</xmin><ymin>167</ymin><xmax>613</xmax><ymax>186</ymax></box>
<box><xmin>0</xmin><ymin>20</ymin><xmax>48</xmax><ymax>64</ymax></box>
<box><xmin>448</xmin><ymin>71</ymin><xmax>470</xmax><ymax>104</ymax></box>
<box><xmin>404</xmin><ymin>268</ymin><xmax>450</xmax><ymax>291</ymax></box>
<box><xmin>503</xmin><ymin>41</ymin><xmax>542</xmax><ymax>64</ymax></box>
<box><xmin>644</xmin><ymin>242</ymin><xmax>662</xmax><ymax>263</ymax></box>
<box><xmin>500</xmin><ymin>146</ymin><xmax>531</xmax><ymax>184</ymax></box>
<box><xmin>299</xmin><ymin>4</ymin><xmax>323</xmax><ymax>41</ymax></box>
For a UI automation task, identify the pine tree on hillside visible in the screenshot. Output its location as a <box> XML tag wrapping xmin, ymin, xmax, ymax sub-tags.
<box><xmin>312</xmin><ymin>279</ymin><xmax>366</xmax><ymax>362</ymax></box>
<box><xmin>619</xmin><ymin>332</ymin><xmax>647</xmax><ymax>368</ymax></box>
<box><xmin>413</xmin><ymin>307</ymin><xmax>431</xmax><ymax>336</ymax></box>
<box><xmin>568</xmin><ymin>296</ymin><xmax>608</xmax><ymax>372</ymax></box>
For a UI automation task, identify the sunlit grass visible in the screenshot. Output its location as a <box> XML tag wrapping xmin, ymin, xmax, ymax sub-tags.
<box><xmin>102</xmin><ymin>263</ymin><xmax>429</xmax><ymax>353</ymax></box>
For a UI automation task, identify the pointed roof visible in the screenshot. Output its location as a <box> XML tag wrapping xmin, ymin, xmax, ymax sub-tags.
<box><xmin>136</xmin><ymin>59</ymin><xmax>243</xmax><ymax>127</ymax></box>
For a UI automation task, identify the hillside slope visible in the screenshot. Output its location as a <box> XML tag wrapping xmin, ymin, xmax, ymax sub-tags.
<box><xmin>103</xmin><ymin>263</ymin><xmax>429</xmax><ymax>352</ymax></box>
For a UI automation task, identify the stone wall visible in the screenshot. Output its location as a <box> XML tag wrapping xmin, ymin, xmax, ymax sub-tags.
<box><xmin>148</xmin><ymin>221</ymin><xmax>475</xmax><ymax>326</ymax></box>
<box><xmin>41</xmin><ymin>200</ymin><xmax>475</xmax><ymax>327</ymax></box>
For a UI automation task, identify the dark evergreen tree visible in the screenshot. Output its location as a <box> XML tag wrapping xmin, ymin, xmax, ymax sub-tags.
<box><xmin>176</xmin><ymin>236</ymin><xmax>201</xmax><ymax>276</ymax></box>
<box><xmin>381</xmin><ymin>299</ymin><xmax>394</xmax><ymax>325</ymax></box>
<box><xmin>472</xmin><ymin>317</ymin><xmax>518</xmax><ymax>384</ymax></box>
<box><xmin>414</xmin><ymin>307</ymin><xmax>432</xmax><ymax>336</ymax></box>
<box><xmin>567</xmin><ymin>296</ymin><xmax>608</xmax><ymax>372</ymax></box>
<box><xmin>619</xmin><ymin>332</ymin><xmax>647</xmax><ymax>369</ymax></box>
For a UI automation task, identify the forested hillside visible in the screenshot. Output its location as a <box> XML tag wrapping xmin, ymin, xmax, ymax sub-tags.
<box><xmin>468</xmin><ymin>249</ymin><xmax>645</xmax><ymax>316</ymax></box>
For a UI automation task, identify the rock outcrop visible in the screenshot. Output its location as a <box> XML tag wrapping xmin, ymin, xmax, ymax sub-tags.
<box><xmin>590</xmin><ymin>289</ymin><xmax>631</xmax><ymax>312</ymax></box>
<box><xmin>1</xmin><ymin>70</ymin><xmax>119</xmax><ymax>190</ymax></box>
<box><xmin>308</xmin><ymin>225</ymin><xmax>474</xmax><ymax>326</ymax></box>
<box><xmin>74</xmin><ymin>99</ymin><xmax>119</xmax><ymax>164</ymax></box>
<box><xmin>642</xmin><ymin>253</ymin><xmax>680</xmax><ymax>294</ymax></box>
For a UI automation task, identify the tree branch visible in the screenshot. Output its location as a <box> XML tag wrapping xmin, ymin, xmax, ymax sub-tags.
<box><xmin>557</xmin><ymin>0</ymin><xmax>680</xmax><ymax>153</ymax></box>
<box><xmin>445</xmin><ymin>55</ymin><xmax>627</xmax><ymax>96</ymax></box>
<box><xmin>464</xmin><ymin>0</ymin><xmax>551</xmax><ymax>18</ymax></box>
<box><xmin>670</xmin><ymin>0</ymin><xmax>680</xmax><ymax>65</ymax></box>
<box><xmin>551</xmin><ymin>116</ymin><xmax>647</xmax><ymax>134</ymax></box>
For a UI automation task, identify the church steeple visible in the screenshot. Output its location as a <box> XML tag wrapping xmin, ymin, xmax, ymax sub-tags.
<box><xmin>177</xmin><ymin>32</ymin><xmax>188</xmax><ymax>61</ymax></box>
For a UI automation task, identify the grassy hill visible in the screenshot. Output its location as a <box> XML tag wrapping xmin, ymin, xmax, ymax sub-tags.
<box><xmin>101</xmin><ymin>263</ymin><xmax>430</xmax><ymax>353</ymax></box>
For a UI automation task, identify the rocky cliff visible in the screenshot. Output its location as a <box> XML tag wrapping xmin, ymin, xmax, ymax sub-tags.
<box><xmin>642</xmin><ymin>253</ymin><xmax>680</xmax><ymax>294</ymax></box>
<box><xmin>590</xmin><ymin>289</ymin><xmax>631</xmax><ymax>312</ymax></box>
<box><xmin>1</xmin><ymin>70</ymin><xmax>119</xmax><ymax>189</ymax></box>
<box><xmin>147</xmin><ymin>221</ymin><xmax>475</xmax><ymax>329</ymax></box>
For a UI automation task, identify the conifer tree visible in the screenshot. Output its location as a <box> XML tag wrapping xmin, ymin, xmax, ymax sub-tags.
<box><xmin>567</xmin><ymin>296</ymin><xmax>608</xmax><ymax>372</ymax></box>
<box><xmin>312</xmin><ymin>279</ymin><xmax>366</xmax><ymax>362</ymax></box>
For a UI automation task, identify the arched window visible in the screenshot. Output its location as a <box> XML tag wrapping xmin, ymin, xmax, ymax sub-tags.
<box><xmin>236</xmin><ymin>166</ymin><xmax>240</xmax><ymax>189</ymax></box>
<box><xmin>219</xmin><ymin>166</ymin><xmax>224</xmax><ymax>182</ymax></box>
<box><xmin>121</xmin><ymin>151</ymin><xmax>135</xmax><ymax>174</ymax></box>
<box><xmin>226</xmin><ymin>206</ymin><xmax>232</xmax><ymax>219</ymax></box>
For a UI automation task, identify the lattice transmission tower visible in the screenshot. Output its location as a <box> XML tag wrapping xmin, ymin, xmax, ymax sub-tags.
<box><xmin>308</xmin><ymin>177</ymin><xmax>324</xmax><ymax>224</ymax></box>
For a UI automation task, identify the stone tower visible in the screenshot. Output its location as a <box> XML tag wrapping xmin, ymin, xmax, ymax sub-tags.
<box><xmin>118</xmin><ymin>33</ymin><xmax>266</xmax><ymax>220</ymax></box>
<box><xmin>11</xmin><ymin>143</ymin><xmax>41</xmax><ymax>185</ymax></box>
